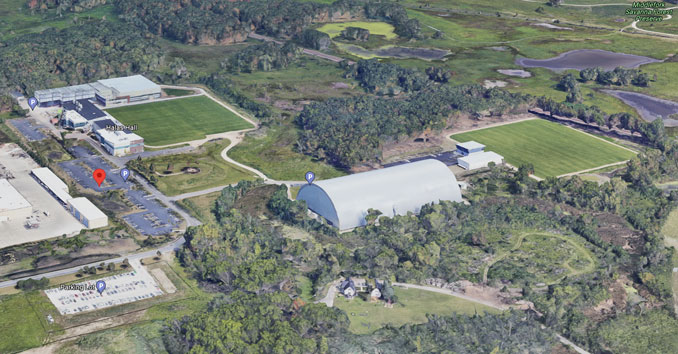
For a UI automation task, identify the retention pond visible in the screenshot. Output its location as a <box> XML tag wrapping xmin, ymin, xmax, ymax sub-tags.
<box><xmin>604</xmin><ymin>90</ymin><xmax>678</xmax><ymax>127</ymax></box>
<box><xmin>516</xmin><ymin>49</ymin><xmax>661</xmax><ymax>72</ymax></box>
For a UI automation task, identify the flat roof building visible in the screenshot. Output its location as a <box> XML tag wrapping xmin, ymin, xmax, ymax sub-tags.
<box><xmin>62</xmin><ymin>99</ymin><xmax>107</xmax><ymax>121</ymax></box>
<box><xmin>95</xmin><ymin>75</ymin><xmax>161</xmax><ymax>106</ymax></box>
<box><xmin>61</xmin><ymin>110</ymin><xmax>89</xmax><ymax>129</ymax></box>
<box><xmin>95</xmin><ymin>129</ymin><xmax>144</xmax><ymax>157</ymax></box>
<box><xmin>34</xmin><ymin>84</ymin><xmax>96</xmax><ymax>107</ymax></box>
<box><xmin>31</xmin><ymin>167</ymin><xmax>71</xmax><ymax>205</ymax></box>
<box><xmin>0</xmin><ymin>179</ymin><xmax>32</xmax><ymax>222</ymax></box>
<box><xmin>67</xmin><ymin>197</ymin><xmax>108</xmax><ymax>229</ymax></box>
<box><xmin>297</xmin><ymin>159</ymin><xmax>462</xmax><ymax>230</ymax></box>
<box><xmin>458</xmin><ymin>151</ymin><xmax>504</xmax><ymax>170</ymax></box>
<box><xmin>456</xmin><ymin>141</ymin><xmax>485</xmax><ymax>156</ymax></box>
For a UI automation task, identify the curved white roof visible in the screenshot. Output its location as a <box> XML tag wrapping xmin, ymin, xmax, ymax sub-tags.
<box><xmin>297</xmin><ymin>159</ymin><xmax>462</xmax><ymax>230</ymax></box>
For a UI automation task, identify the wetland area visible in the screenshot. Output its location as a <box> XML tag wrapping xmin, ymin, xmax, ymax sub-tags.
<box><xmin>516</xmin><ymin>49</ymin><xmax>662</xmax><ymax>71</ymax></box>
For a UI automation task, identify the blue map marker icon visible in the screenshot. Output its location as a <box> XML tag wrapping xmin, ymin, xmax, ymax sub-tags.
<box><xmin>120</xmin><ymin>168</ymin><xmax>130</xmax><ymax>182</ymax></box>
<box><xmin>305</xmin><ymin>171</ymin><xmax>315</xmax><ymax>184</ymax></box>
<box><xmin>96</xmin><ymin>280</ymin><xmax>106</xmax><ymax>295</ymax></box>
<box><xmin>28</xmin><ymin>97</ymin><xmax>38</xmax><ymax>111</ymax></box>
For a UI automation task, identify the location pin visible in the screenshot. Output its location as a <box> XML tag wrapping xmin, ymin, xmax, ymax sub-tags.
<box><xmin>28</xmin><ymin>97</ymin><xmax>38</xmax><ymax>111</ymax></box>
<box><xmin>96</xmin><ymin>280</ymin><xmax>106</xmax><ymax>295</ymax></box>
<box><xmin>120</xmin><ymin>168</ymin><xmax>130</xmax><ymax>182</ymax></box>
<box><xmin>305</xmin><ymin>171</ymin><xmax>315</xmax><ymax>184</ymax></box>
<box><xmin>93</xmin><ymin>169</ymin><xmax>106</xmax><ymax>187</ymax></box>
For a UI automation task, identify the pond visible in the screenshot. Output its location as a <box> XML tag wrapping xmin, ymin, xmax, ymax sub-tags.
<box><xmin>341</xmin><ymin>44</ymin><xmax>450</xmax><ymax>61</ymax></box>
<box><xmin>604</xmin><ymin>90</ymin><xmax>678</xmax><ymax>127</ymax></box>
<box><xmin>516</xmin><ymin>49</ymin><xmax>661</xmax><ymax>71</ymax></box>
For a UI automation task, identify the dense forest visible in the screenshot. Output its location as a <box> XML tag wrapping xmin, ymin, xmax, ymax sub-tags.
<box><xmin>26</xmin><ymin>0</ymin><xmax>107</xmax><ymax>13</ymax></box>
<box><xmin>296</xmin><ymin>60</ymin><xmax>531</xmax><ymax>167</ymax></box>
<box><xmin>0</xmin><ymin>21</ymin><xmax>164</xmax><ymax>95</ymax></box>
<box><xmin>114</xmin><ymin>0</ymin><xmax>420</xmax><ymax>45</ymax></box>
<box><xmin>225</xmin><ymin>42</ymin><xmax>303</xmax><ymax>73</ymax></box>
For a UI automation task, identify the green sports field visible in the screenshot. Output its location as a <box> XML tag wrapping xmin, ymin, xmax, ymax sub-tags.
<box><xmin>106</xmin><ymin>96</ymin><xmax>253</xmax><ymax>146</ymax></box>
<box><xmin>451</xmin><ymin>119</ymin><xmax>636</xmax><ymax>178</ymax></box>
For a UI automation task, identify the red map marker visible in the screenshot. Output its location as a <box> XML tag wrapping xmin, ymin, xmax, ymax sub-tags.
<box><xmin>93</xmin><ymin>169</ymin><xmax>106</xmax><ymax>187</ymax></box>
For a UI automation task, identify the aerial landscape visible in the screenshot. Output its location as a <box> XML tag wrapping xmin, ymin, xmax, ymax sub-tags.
<box><xmin>0</xmin><ymin>0</ymin><xmax>678</xmax><ymax>353</ymax></box>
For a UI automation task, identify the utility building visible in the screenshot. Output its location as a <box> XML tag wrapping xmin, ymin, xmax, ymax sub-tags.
<box><xmin>458</xmin><ymin>151</ymin><xmax>504</xmax><ymax>170</ymax></box>
<box><xmin>455</xmin><ymin>141</ymin><xmax>485</xmax><ymax>156</ymax></box>
<box><xmin>67</xmin><ymin>198</ymin><xmax>108</xmax><ymax>229</ymax></box>
<box><xmin>297</xmin><ymin>159</ymin><xmax>462</xmax><ymax>231</ymax></box>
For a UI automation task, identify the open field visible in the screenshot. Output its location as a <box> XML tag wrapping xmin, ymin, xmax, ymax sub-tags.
<box><xmin>135</xmin><ymin>139</ymin><xmax>255</xmax><ymax>196</ymax></box>
<box><xmin>451</xmin><ymin>119</ymin><xmax>636</xmax><ymax>177</ymax></box>
<box><xmin>317</xmin><ymin>21</ymin><xmax>397</xmax><ymax>39</ymax></box>
<box><xmin>487</xmin><ymin>232</ymin><xmax>597</xmax><ymax>286</ymax></box>
<box><xmin>661</xmin><ymin>208</ymin><xmax>678</xmax><ymax>251</ymax></box>
<box><xmin>106</xmin><ymin>96</ymin><xmax>253</xmax><ymax>146</ymax></box>
<box><xmin>175</xmin><ymin>191</ymin><xmax>221</xmax><ymax>224</ymax></box>
<box><xmin>0</xmin><ymin>291</ymin><xmax>58</xmax><ymax>353</ymax></box>
<box><xmin>334</xmin><ymin>287</ymin><xmax>499</xmax><ymax>334</ymax></box>
<box><xmin>162</xmin><ymin>88</ymin><xmax>195</xmax><ymax>97</ymax></box>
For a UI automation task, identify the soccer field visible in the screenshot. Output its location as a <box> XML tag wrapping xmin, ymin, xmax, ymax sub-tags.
<box><xmin>106</xmin><ymin>96</ymin><xmax>254</xmax><ymax>146</ymax></box>
<box><xmin>451</xmin><ymin>119</ymin><xmax>636</xmax><ymax>178</ymax></box>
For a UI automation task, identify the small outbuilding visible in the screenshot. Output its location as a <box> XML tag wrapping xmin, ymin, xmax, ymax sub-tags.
<box><xmin>456</xmin><ymin>141</ymin><xmax>485</xmax><ymax>156</ymax></box>
<box><xmin>458</xmin><ymin>151</ymin><xmax>504</xmax><ymax>170</ymax></box>
<box><xmin>297</xmin><ymin>159</ymin><xmax>463</xmax><ymax>231</ymax></box>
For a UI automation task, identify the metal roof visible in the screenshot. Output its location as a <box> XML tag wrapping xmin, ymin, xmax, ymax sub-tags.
<box><xmin>62</xmin><ymin>99</ymin><xmax>107</xmax><ymax>120</ymax></box>
<box><xmin>458</xmin><ymin>151</ymin><xmax>504</xmax><ymax>167</ymax></box>
<box><xmin>97</xmin><ymin>75</ymin><xmax>160</xmax><ymax>98</ymax></box>
<box><xmin>0</xmin><ymin>179</ymin><xmax>31</xmax><ymax>212</ymax></box>
<box><xmin>456</xmin><ymin>141</ymin><xmax>485</xmax><ymax>151</ymax></box>
<box><xmin>31</xmin><ymin>167</ymin><xmax>72</xmax><ymax>203</ymax></box>
<box><xmin>68</xmin><ymin>197</ymin><xmax>107</xmax><ymax>221</ymax></box>
<box><xmin>297</xmin><ymin>159</ymin><xmax>462</xmax><ymax>230</ymax></box>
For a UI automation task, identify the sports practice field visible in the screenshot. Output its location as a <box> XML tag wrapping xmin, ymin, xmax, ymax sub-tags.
<box><xmin>451</xmin><ymin>119</ymin><xmax>636</xmax><ymax>178</ymax></box>
<box><xmin>106</xmin><ymin>96</ymin><xmax>253</xmax><ymax>146</ymax></box>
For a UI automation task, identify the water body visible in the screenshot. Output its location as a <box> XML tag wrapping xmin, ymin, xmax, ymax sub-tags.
<box><xmin>344</xmin><ymin>45</ymin><xmax>450</xmax><ymax>61</ymax></box>
<box><xmin>497</xmin><ymin>69</ymin><xmax>532</xmax><ymax>78</ymax></box>
<box><xmin>604</xmin><ymin>90</ymin><xmax>678</xmax><ymax>127</ymax></box>
<box><xmin>516</xmin><ymin>49</ymin><xmax>661</xmax><ymax>72</ymax></box>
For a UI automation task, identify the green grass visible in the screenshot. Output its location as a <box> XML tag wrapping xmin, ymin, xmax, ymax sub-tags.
<box><xmin>595</xmin><ymin>310</ymin><xmax>678</xmax><ymax>354</ymax></box>
<box><xmin>137</xmin><ymin>139</ymin><xmax>256</xmax><ymax>196</ymax></box>
<box><xmin>106</xmin><ymin>96</ymin><xmax>253</xmax><ymax>146</ymax></box>
<box><xmin>334</xmin><ymin>287</ymin><xmax>499</xmax><ymax>334</ymax></box>
<box><xmin>162</xmin><ymin>88</ymin><xmax>195</xmax><ymax>97</ymax></box>
<box><xmin>451</xmin><ymin>119</ymin><xmax>636</xmax><ymax>177</ymax></box>
<box><xmin>175</xmin><ymin>191</ymin><xmax>221</xmax><ymax>224</ymax></box>
<box><xmin>0</xmin><ymin>291</ymin><xmax>59</xmax><ymax>353</ymax></box>
<box><xmin>229</xmin><ymin>122</ymin><xmax>346</xmax><ymax>181</ymax></box>
<box><xmin>661</xmin><ymin>208</ymin><xmax>678</xmax><ymax>250</ymax></box>
<box><xmin>317</xmin><ymin>21</ymin><xmax>397</xmax><ymax>39</ymax></box>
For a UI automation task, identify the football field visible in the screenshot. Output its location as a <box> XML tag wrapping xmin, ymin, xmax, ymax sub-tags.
<box><xmin>451</xmin><ymin>119</ymin><xmax>636</xmax><ymax>178</ymax></box>
<box><xmin>106</xmin><ymin>96</ymin><xmax>253</xmax><ymax>146</ymax></box>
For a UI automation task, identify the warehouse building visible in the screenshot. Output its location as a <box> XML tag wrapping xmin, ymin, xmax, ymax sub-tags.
<box><xmin>67</xmin><ymin>197</ymin><xmax>108</xmax><ymax>229</ymax></box>
<box><xmin>31</xmin><ymin>167</ymin><xmax>72</xmax><ymax>205</ymax></box>
<box><xmin>34</xmin><ymin>84</ymin><xmax>96</xmax><ymax>107</ymax></box>
<box><xmin>0</xmin><ymin>179</ymin><xmax>32</xmax><ymax>222</ymax></box>
<box><xmin>458</xmin><ymin>151</ymin><xmax>504</xmax><ymax>170</ymax></box>
<box><xmin>456</xmin><ymin>141</ymin><xmax>485</xmax><ymax>156</ymax></box>
<box><xmin>34</xmin><ymin>75</ymin><xmax>161</xmax><ymax>107</ymax></box>
<box><xmin>297</xmin><ymin>159</ymin><xmax>462</xmax><ymax>230</ymax></box>
<box><xmin>95</xmin><ymin>128</ymin><xmax>144</xmax><ymax>156</ymax></box>
<box><xmin>94</xmin><ymin>75</ymin><xmax>161</xmax><ymax>106</ymax></box>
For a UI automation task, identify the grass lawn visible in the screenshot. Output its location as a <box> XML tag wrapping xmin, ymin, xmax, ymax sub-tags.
<box><xmin>162</xmin><ymin>88</ymin><xmax>195</xmax><ymax>97</ymax></box>
<box><xmin>661</xmin><ymin>208</ymin><xmax>678</xmax><ymax>250</ymax></box>
<box><xmin>106</xmin><ymin>96</ymin><xmax>253</xmax><ymax>146</ymax></box>
<box><xmin>0</xmin><ymin>291</ymin><xmax>59</xmax><ymax>353</ymax></box>
<box><xmin>136</xmin><ymin>139</ymin><xmax>256</xmax><ymax>196</ymax></box>
<box><xmin>451</xmin><ymin>119</ymin><xmax>636</xmax><ymax>177</ymax></box>
<box><xmin>334</xmin><ymin>287</ymin><xmax>499</xmax><ymax>334</ymax></box>
<box><xmin>317</xmin><ymin>21</ymin><xmax>397</xmax><ymax>39</ymax></box>
<box><xmin>175</xmin><ymin>191</ymin><xmax>221</xmax><ymax>224</ymax></box>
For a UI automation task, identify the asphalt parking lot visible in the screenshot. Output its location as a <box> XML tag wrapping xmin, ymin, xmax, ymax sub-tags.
<box><xmin>9</xmin><ymin>119</ymin><xmax>47</xmax><ymax>141</ymax></box>
<box><xmin>58</xmin><ymin>148</ymin><xmax>180</xmax><ymax>236</ymax></box>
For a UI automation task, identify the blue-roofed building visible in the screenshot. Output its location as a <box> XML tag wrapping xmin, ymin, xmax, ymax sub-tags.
<box><xmin>62</xmin><ymin>99</ymin><xmax>107</xmax><ymax>121</ymax></box>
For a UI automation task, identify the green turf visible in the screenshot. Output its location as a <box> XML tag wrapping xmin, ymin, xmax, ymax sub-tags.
<box><xmin>136</xmin><ymin>139</ymin><xmax>256</xmax><ymax>196</ymax></box>
<box><xmin>106</xmin><ymin>96</ymin><xmax>253</xmax><ymax>146</ymax></box>
<box><xmin>451</xmin><ymin>119</ymin><xmax>636</xmax><ymax>177</ymax></box>
<box><xmin>317</xmin><ymin>21</ymin><xmax>397</xmax><ymax>39</ymax></box>
<box><xmin>334</xmin><ymin>287</ymin><xmax>499</xmax><ymax>334</ymax></box>
<box><xmin>162</xmin><ymin>88</ymin><xmax>195</xmax><ymax>97</ymax></box>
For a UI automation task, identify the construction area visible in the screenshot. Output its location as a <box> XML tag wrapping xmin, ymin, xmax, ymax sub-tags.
<box><xmin>0</xmin><ymin>144</ymin><xmax>84</xmax><ymax>248</ymax></box>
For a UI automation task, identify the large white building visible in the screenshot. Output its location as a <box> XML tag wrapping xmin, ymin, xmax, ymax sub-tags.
<box><xmin>0</xmin><ymin>179</ymin><xmax>32</xmax><ymax>222</ymax></box>
<box><xmin>32</xmin><ymin>167</ymin><xmax>72</xmax><ymax>205</ymax></box>
<box><xmin>457</xmin><ymin>151</ymin><xmax>504</xmax><ymax>170</ymax></box>
<box><xmin>67</xmin><ymin>198</ymin><xmax>108</xmax><ymax>229</ymax></box>
<box><xmin>297</xmin><ymin>159</ymin><xmax>462</xmax><ymax>230</ymax></box>
<box><xmin>34</xmin><ymin>75</ymin><xmax>161</xmax><ymax>107</ymax></box>
<box><xmin>95</xmin><ymin>128</ymin><xmax>144</xmax><ymax>156</ymax></box>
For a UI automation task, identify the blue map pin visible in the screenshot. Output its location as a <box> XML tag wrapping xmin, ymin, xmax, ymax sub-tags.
<box><xmin>28</xmin><ymin>97</ymin><xmax>38</xmax><ymax>111</ymax></box>
<box><xmin>96</xmin><ymin>280</ymin><xmax>106</xmax><ymax>294</ymax></box>
<box><xmin>305</xmin><ymin>171</ymin><xmax>315</xmax><ymax>184</ymax></box>
<box><xmin>120</xmin><ymin>168</ymin><xmax>130</xmax><ymax>182</ymax></box>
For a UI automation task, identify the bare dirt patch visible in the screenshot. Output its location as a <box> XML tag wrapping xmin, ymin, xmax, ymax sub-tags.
<box><xmin>151</xmin><ymin>268</ymin><xmax>177</xmax><ymax>294</ymax></box>
<box><xmin>53</xmin><ymin>309</ymin><xmax>147</xmax><ymax>341</ymax></box>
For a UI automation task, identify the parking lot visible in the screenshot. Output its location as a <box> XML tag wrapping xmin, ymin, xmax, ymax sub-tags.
<box><xmin>9</xmin><ymin>119</ymin><xmax>47</xmax><ymax>141</ymax></box>
<box><xmin>58</xmin><ymin>147</ymin><xmax>180</xmax><ymax>235</ymax></box>
<box><xmin>383</xmin><ymin>151</ymin><xmax>458</xmax><ymax>168</ymax></box>
<box><xmin>44</xmin><ymin>260</ymin><xmax>164</xmax><ymax>315</ymax></box>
